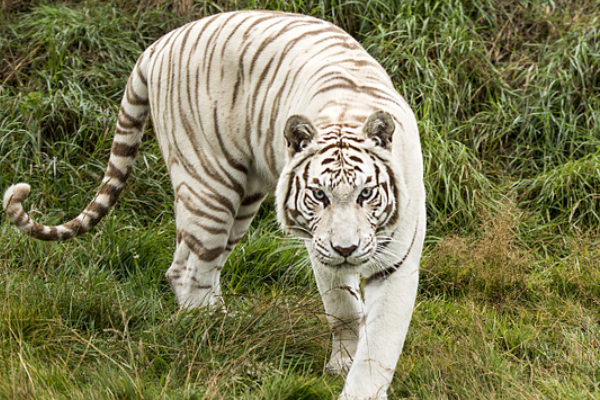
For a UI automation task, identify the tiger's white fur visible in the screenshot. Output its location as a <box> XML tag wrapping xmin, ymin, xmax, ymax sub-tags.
<box><xmin>3</xmin><ymin>11</ymin><xmax>426</xmax><ymax>399</ymax></box>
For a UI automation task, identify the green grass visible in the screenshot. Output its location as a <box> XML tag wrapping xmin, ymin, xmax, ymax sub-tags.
<box><xmin>1</xmin><ymin>0</ymin><xmax>599</xmax><ymax>399</ymax></box>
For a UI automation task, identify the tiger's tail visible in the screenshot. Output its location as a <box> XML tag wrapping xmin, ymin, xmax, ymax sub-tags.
<box><xmin>2</xmin><ymin>55</ymin><xmax>150</xmax><ymax>241</ymax></box>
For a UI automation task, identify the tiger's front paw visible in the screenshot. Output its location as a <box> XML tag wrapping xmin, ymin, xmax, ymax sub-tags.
<box><xmin>325</xmin><ymin>355</ymin><xmax>353</xmax><ymax>374</ymax></box>
<box><xmin>338</xmin><ymin>394</ymin><xmax>387</xmax><ymax>400</ymax></box>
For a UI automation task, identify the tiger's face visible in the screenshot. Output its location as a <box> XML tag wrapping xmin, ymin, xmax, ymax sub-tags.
<box><xmin>276</xmin><ymin>112</ymin><xmax>400</xmax><ymax>273</ymax></box>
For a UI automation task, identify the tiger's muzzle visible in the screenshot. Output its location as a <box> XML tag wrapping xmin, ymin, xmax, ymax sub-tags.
<box><xmin>312</xmin><ymin>201</ymin><xmax>376</xmax><ymax>269</ymax></box>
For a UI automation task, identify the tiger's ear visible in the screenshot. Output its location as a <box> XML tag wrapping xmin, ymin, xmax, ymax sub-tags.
<box><xmin>363</xmin><ymin>111</ymin><xmax>395</xmax><ymax>149</ymax></box>
<box><xmin>284</xmin><ymin>115</ymin><xmax>317</xmax><ymax>156</ymax></box>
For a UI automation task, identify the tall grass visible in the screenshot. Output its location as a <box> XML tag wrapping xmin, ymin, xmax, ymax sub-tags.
<box><xmin>1</xmin><ymin>0</ymin><xmax>599</xmax><ymax>398</ymax></box>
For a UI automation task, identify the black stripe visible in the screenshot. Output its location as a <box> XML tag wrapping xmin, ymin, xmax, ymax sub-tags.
<box><xmin>227</xmin><ymin>236</ymin><xmax>243</xmax><ymax>247</ymax></box>
<box><xmin>30</xmin><ymin>223</ymin><xmax>52</xmax><ymax>241</ymax></box>
<box><xmin>111</xmin><ymin>142</ymin><xmax>140</xmax><ymax>158</ymax></box>
<box><xmin>192</xmin><ymin>13</ymin><xmax>220</xmax><ymax>54</ymax></box>
<box><xmin>251</xmin><ymin>57</ymin><xmax>275</xmax><ymax>123</ymax></box>
<box><xmin>117</xmin><ymin>107</ymin><xmax>145</xmax><ymax>131</ymax></box>
<box><xmin>135</xmin><ymin>62</ymin><xmax>147</xmax><ymax>86</ymax></box>
<box><xmin>177</xmin><ymin>186</ymin><xmax>229</xmax><ymax>225</ymax></box>
<box><xmin>105</xmin><ymin>161</ymin><xmax>132</xmax><ymax>182</ymax></box>
<box><xmin>181</xmin><ymin>230</ymin><xmax>224</xmax><ymax>262</ymax></box>
<box><xmin>63</xmin><ymin>219</ymin><xmax>82</xmax><ymax>235</ymax></box>
<box><xmin>13</xmin><ymin>210</ymin><xmax>27</xmax><ymax>225</ymax></box>
<box><xmin>382</xmin><ymin>164</ymin><xmax>399</xmax><ymax>227</ymax></box>
<box><xmin>248</xmin><ymin>27</ymin><xmax>279</xmax><ymax>75</ymax></box>
<box><xmin>85</xmin><ymin>201</ymin><xmax>109</xmax><ymax>217</ymax></box>
<box><xmin>175</xmin><ymin>43</ymin><xmax>245</xmax><ymax>204</ymax></box>
<box><xmin>192</xmin><ymin>221</ymin><xmax>228</xmax><ymax>236</ymax></box>
<box><xmin>115</xmin><ymin>126</ymin><xmax>135</xmax><ymax>136</ymax></box>
<box><xmin>262</xmin><ymin>70</ymin><xmax>291</xmax><ymax>177</ymax></box>
<box><xmin>235</xmin><ymin>212</ymin><xmax>256</xmax><ymax>221</ymax></box>
<box><xmin>97</xmin><ymin>182</ymin><xmax>123</xmax><ymax>205</ymax></box>
<box><xmin>220</xmin><ymin>13</ymin><xmax>248</xmax><ymax>58</ymax></box>
<box><xmin>232</xmin><ymin>70</ymin><xmax>243</xmax><ymax>106</ymax></box>
<box><xmin>205</xmin><ymin>18</ymin><xmax>229</xmax><ymax>93</ymax></box>
<box><xmin>242</xmin><ymin>13</ymin><xmax>278</xmax><ymax>41</ymax></box>
<box><xmin>364</xmin><ymin>220</ymin><xmax>419</xmax><ymax>286</ymax></box>
<box><xmin>125</xmin><ymin>83</ymin><xmax>149</xmax><ymax>106</ymax></box>
<box><xmin>241</xmin><ymin>193</ymin><xmax>266</xmax><ymax>206</ymax></box>
<box><xmin>212</xmin><ymin>108</ymin><xmax>248</xmax><ymax>174</ymax></box>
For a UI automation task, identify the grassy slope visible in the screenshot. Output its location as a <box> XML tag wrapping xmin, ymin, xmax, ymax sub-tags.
<box><xmin>1</xmin><ymin>0</ymin><xmax>599</xmax><ymax>399</ymax></box>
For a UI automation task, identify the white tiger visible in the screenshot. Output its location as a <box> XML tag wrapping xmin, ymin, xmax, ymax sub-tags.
<box><xmin>3</xmin><ymin>11</ymin><xmax>426</xmax><ymax>399</ymax></box>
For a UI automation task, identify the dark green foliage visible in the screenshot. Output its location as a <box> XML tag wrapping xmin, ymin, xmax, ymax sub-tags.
<box><xmin>257</xmin><ymin>374</ymin><xmax>336</xmax><ymax>399</ymax></box>
<box><xmin>515</xmin><ymin>153</ymin><xmax>600</xmax><ymax>227</ymax></box>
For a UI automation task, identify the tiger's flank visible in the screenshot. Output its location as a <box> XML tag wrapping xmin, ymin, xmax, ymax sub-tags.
<box><xmin>3</xmin><ymin>11</ymin><xmax>426</xmax><ymax>400</ymax></box>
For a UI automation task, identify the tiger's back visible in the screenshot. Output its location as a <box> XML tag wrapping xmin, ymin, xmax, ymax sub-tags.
<box><xmin>3</xmin><ymin>11</ymin><xmax>425</xmax><ymax>400</ymax></box>
<box><xmin>146</xmin><ymin>11</ymin><xmax>413</xmax><ymax>184</ymax></box>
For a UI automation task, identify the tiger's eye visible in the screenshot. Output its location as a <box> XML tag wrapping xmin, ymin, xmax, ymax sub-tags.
<box><xmin>313</xmin><ymin>189</ymin><xmax>325</xmax><ymax>200</ymax></box>
<box><xmin>360</xmin><ymin>188</ymin><xmax>372</xmax><ymax>198</ymax></box>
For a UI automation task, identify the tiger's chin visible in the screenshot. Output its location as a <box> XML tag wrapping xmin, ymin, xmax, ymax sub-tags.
<box><xmin>317</xmin><ymin>257</ymin><xmax>371</xmax><ymax>274</ymax></box>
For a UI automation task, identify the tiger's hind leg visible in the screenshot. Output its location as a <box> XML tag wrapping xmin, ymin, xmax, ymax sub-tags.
<box><xmin>223</xmin><ymin>192</ymin><xmax>267</xmax><ymax>256</ymax></box>
<box><xmin>166</xmin><ymin>179</ymin><xmax>266</xmax><ymax>309</ymax></box>
<box><xmin>166</xmin><ymin>181</ymin><xmax>236</xmax><ymax>309</ymax></box>
<box><xmin>167</xmin><ymin>236</ymin><xmax>225</xmax><ymax>309</ymax></box>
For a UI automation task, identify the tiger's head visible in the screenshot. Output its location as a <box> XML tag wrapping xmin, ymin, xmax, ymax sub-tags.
<box><xmin>276</xmin><ymin>111</ymin><xmax>402</xmax><ymax>274</ymax></box>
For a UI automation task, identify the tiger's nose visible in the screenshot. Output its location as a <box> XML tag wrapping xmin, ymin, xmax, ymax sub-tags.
<box><xmin>332</xmin><ymin>243</ymin><xmax>358</xmax><ymax>257</ymax></box>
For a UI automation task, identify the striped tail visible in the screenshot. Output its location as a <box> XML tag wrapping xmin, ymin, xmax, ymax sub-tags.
<box><xmin>2</xmin><ymin>57</ymin><xmax>150</xmax><ymax>241</ymax></box>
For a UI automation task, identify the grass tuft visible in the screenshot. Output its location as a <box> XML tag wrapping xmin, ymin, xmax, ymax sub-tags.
<box><xmin>421</xmin><ymin>209</ymin><xmax>532</xmax><ymax>303</ymax></box>
<box><xmin>515</xmin><ymin>152</ymin><xmax>600</xmax><ymax>229</ymax></box>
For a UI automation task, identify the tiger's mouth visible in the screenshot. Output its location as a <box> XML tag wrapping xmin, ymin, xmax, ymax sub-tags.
<box><xmin>318</xmin><ymin>256</ymin><xmax>367</xmax><ymax>270</ymax></box>
<box><xmin>333</xmin><ymin>261</ymin><xmax>361</xmax><ymax>269</ymax></box>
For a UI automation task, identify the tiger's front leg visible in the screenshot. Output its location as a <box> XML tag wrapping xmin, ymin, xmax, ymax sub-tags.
<box><xmin>339</xmin><ymin>239</ymin><xmax>423</xmax><ymax>400</ymax></box>
<box><xmin>310</xmin><ymin>254</ymin><xmax>363</xmax><ymax>374</ymax></box>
